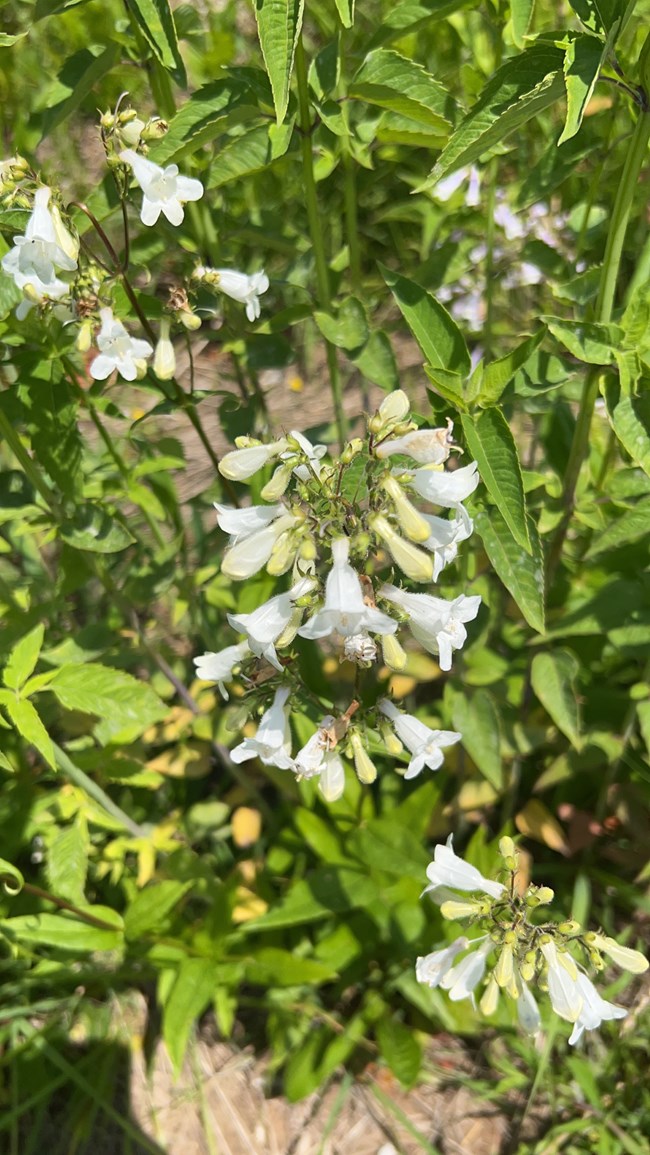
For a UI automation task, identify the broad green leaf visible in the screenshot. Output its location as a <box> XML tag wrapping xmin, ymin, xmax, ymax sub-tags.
<box><xmin>3</xmin><ymin>912</ymin><xmax>122</xmax><ymax>952</ymax></box>
<box><xmin>461</xmin><ymin>409</ymin><xmax>530</xmax><ymax>551</ymax></box>
<box><xmin>587</xmin><ymin>496</ymin><xmax>650</xmax><ymax>556</ymax></box>
<box><xmin>370</xmin><ymin>0</ymin><xmax>478</xmax><ymax>47</ymax></box>
<box><xmin>125</xmin><ymin>880</ymin><xmax>192</xmax><ymax>939</ymax></box>
<box><xmin>334</xmin><ymin>0</ymin><xmax>355</xmax><ymax>26</ymax></box>
<box><xmin>425</xmin><ymin>46</ymin><xmax>565</xmax><ymax>184</ymax></box>
<box><xmin>381</xmin><ymin>265</ymin><xmax>470</xmax><ymax>375</ymax></box>
<box><xmin>351</xmin><ymin>329</ymin><xmax>399</xmax><ymax>391</ymax></box>
<box><xmin>163</xmin><ymin>958</ymin><xmax>218</xmax><ymax>1074</ymax></box>
<box><xmin>244</xmin><ymin>947</ymin><xmax>337</xmax><ymax>985</ymax></box>
<box><xmin>608</xmin><ymin>394</ymin><xmax>650</xmax><ymax>477</ymax></box>
<box><xmin>568</xmin><ymin>0</ymin><xmax>625</xmax><ymax>34</ymax></box>
<box><xmin>293</xmin><ymin>808</ymin><xmax>349</xmax><ymax>864</ymax></box>
<box><xmin>59</xmin><ymin>504</ymin><xmax>135</xmax><ymax>553</ymax></box>
<box><xmin>545</xmin><ymin>317</ymin><xmax>620</xmax><ymax>364</ymax></box>
<box><xmin>559</xmin><ymin>34</ymin><xmax>607</xmax><ymax>145</ymax></box>
<box><xmin>511</xmin><ymin>0</ymin><xmax>535</xmax><ymax>48</ymax></box>
<box><xmin>128</xmin><ymin>0</ymin><xmax>186</xmax><ymax>84</ymax></box>
<box><xmin>41</xmin><ymin>45</ymin><xmax>120</xmax><ymax>139</ymax></box>
<box><xmin>477</xmin><ymin>329</ymin><xmax>545</xmax><ymax>406</ymax></box>
<box><xmin>149</xmin><ymin>79</ymin><xmax>252</xmax><ymax>163</ymax></box>
<box><xmin>253</xmin><ymin>0</ymin><xmax>304</xmax><ymax>124</ymax></box>
<box><xmin>531</xmin><ymin>650</ymin><xmax>583</xmax><ymax>749</ymax></box>
<box><xmin>314</xmin><ymin>296</ymin><xmax>368</xmax><ymax>353</ymax></box>
<box><xmin>425</xmin><ymin>369</ymin><xmax>468</xmax><ymax>411</ymax></box>
<box><xmin>47</xmin><ymin>663</ymin><xmax>167</xmax><ymax>744</ymax></box>
<box><xmin>451</xmin><ymin>689</ymin><xmax>503</xmax><ymax>789</ymax></box>
<box><xmin>0</xmin><ymin>857</ymin><xmax>24</xmax><ymax>895</ymax></box>
<box><xmin>347</xmin><ymin>818</ymin><xmax>431</xmax><ymax>878</ymax></box>
<box><xmin>3</xmin><ymin>623</ymin><xmax>44</xmax><ymax>692</ymax></box>
<box><xmin>308</xmin><ymin>38</ymin><xmax>340</xmax><ymax>100</ymax></box>
<box><xmin>1</xmin><ymin>695</ymin><xmax>55</xmax><ymax>769</ymax></box>
<box><xmin>242</xmin><ymin>868</ymin><xmax>379</xmax><ymax>930</ymax></box>
<box><xmin>207</xmin><ymin>122</ymin><xmax>294</xmax><ymax>187</ymax></box>
<box><xmin>475</xmin><ymin>509</ymin><xmax>545</xmax><ymax>633</ymax></box>
<box><xmin>46</xmin><ymin>820</ymin><xmax>87</xmax><ymax>906</ymax></box>
<box><xmin>376</xmin><ymin>1016</ymin><xmax>422</xmax><ymax>1088</ymax></box>
<box><xmin>350</xmin><ymin>50</ymin><xmax>455</xmax><ymax>132</ymax></box>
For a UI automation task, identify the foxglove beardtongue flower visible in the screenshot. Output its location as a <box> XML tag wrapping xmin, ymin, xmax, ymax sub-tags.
<box><xmin>407</xmin><ymin>460</ymin><xmax>480</xmax><ymax>507</ymax></box>
<box><xmin>424</xmin><ymin>835</ymin><xmax>505</xmax><ymax>900</ymax></box>
<box><xmin>2</xmin><ymin>187</ymin><xmax>78</xmax><ymax>316</ymax></box>
<box><xmin>195</xmin><ymin>267</ymin><xmax>270</xmax><ymax>322</ymax></box>
<box><xmin>380</xmin><ymin>584</ymin><xmax>481</xmax><ymax>671</ymax></box>
<box><xmin>284</xmin><ymin>430</ymin><xmax>328</xmax><ymax>480</ymax></box>
<box><xmin>294</xmin><ymin>716</ymin><xmax>335</xmax><ymax>779</ymax></box>
<box><xmin>89</xmin><ymin>308</ymin><xmax>154</xmax><ymax>381</ymax></box>
<box><xmin>440</xmin><ymin>939</ymin><xmax>493</xmax><ymax>1002</ymax></box>
<box><xmin>516</xmin><ymin>978</ymin><xmax>541</xmax><ymax>1034</ymax></box>
<box><xmin>119</xmin><ymin>149</ymin><xmax>203</xmax><ymax>226</ymax></box>
<box><xmin>298</xmin><ymin>537</ymin><xmax>397</xmax><ymax>641</ymax></box>
<box><xmin>214</xmin><ymin>502</ymin><xmax>285</xmax><ymax>541</ymax></box>
<box><xmin>193</xmin><ymin>642</ymin><xmax>250</xmax><ymax>700</ymax></box>
<box><xmin>218</xmin><ymin>439</ymin><xmax>290</xmax><ymax>481</ymax></box>
<box><xmin>230</xmin><ymin>686</ymin><xmax>294</xmax><ymax>769</ymax></box>
<box><xmin>421</xmin><ymin>508</ymin><xmax>473</xmax><ymax>580</ymax></box>
<box><xmin>379</xmin><ymin>700</ymin><xmax>461</xmax><ymax>779</ymax></box>
<box><xmin>376</xmin><ymin>420</ymin><xmax>455</xmax><ymax>465</ymax></box>
<box><xmin>591</xmin><ymin>935</ymin><xmax>649</xmax><ymax>974</ymax></box>
<box><xmin>568</xmin><ymin>973</ymin><xmax>627</xmax><ymax>1046</ymax></box>
<box><xmin>221</xmin><ymin>512</ymin><xmax>300</xmax><ymax>580</ymax></box>
<box><xmin>227</xmin><ymin>577</ymin><xmax>315</xmax><ymax>672</ymax></box>
<box><xmin>434</xmin><ymin>164</ymin><xmax>481</xmax><ymax>207</ymax></box>
<box><xmin>416</xmin><ymin>936</ymin><xmax>470</xmax><ymax>987</ymax></box>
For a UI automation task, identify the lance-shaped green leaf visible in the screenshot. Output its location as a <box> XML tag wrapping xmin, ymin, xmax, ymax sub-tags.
<box><xmin>568</xmin><ymin>0</ymin><xmax>625</xmax><ymax>35</ymax></box>
<box><xmin>559</xmin><ymin>34</ymin><xmax>608</xmax><ymax>144</ymax></box>
<box><xmin>3</xmin><ymin>624</ymin><xmax>44</xmax><ymax>692</ymax></box>
<box><xmin>0</xmin><ymin>693</ymin><xmax>55</xmax><ymax>769</ymax></box>
<box><xmin>607</xmin><ymin>393</ymin><xmax>650</xmax><ymax>478</ymax></box>
<box><xmin>475</xmin><ymin>509</ymin><xmax>545</xmax><ymax>632</ymax></box>
<box><xmin>207</xmin><ymin>121</ymin><xmax>294</xmax><ymax>187</ymax></box>
<box><xmin>2</xmin><ymin>912</ymin><xmax>122</xmax><ymax>953</ymax></box>
<box><xmin>424</xmin><ymin>45</ymin><xmax>565</xmax><ymax>184</ymax></box>
<box><xmin>128</xmin><ymin>0</ymin><xmax>186</xmax><ymax>85</ymax></box>
<box><xmin>587</xmin><ymin>496</ymin><xmax>650</xmax><ymax>556</ymax></box>
<box><xmin>381</xmin><ymin>265</ymin><xmax>470</xmax><ymax>375</ymax></box>
<box><xmin>511</xmin><ymin>0</ymin><xmax>535</xmax><ymax>48</ymax></box>
<box><xmin>334</xmin><ymin>0</ymin><xmax>355</xmax><ymax>26</ymax></box>
<box><xmin>461</xmin><ymin>409</ymin><xmax>530</xmax><ymax>551</ymax></box>
<box><xmin>253</xmin><ymin>0</ymin><xmax>305</xmax><ymax>124</ymax></box>
<box><xmin>451</xmin><ymin>688</ymin><xmax>503</xmax><ymax>789</ymax></box>
<box><xmin>531</xmin><ymin>650</ymin><xmax>583</xmax><ymax>749</ymax></box>
<box><xmin>544</xmin><ymin>318</ymin><xmax>621</xmax><ymax>364</ymax></box>
<box><xmin>476</xmin><ymin>329</ymin><xmax>545</xmax><ymax>406</ymax></box>
<box><xmin>350</xmin><ymin>49</ymin><xmax>455</xmax><ymax>131</ymax></box>
<box><xmin>149</xmin><ymin>78</ymin><xmax>253</xmax><ymax>163</ymax></box>
<box><xmin>369</xmin><ymin>0</ymin><xmax>478</xmax><ymax>48</ymax></box>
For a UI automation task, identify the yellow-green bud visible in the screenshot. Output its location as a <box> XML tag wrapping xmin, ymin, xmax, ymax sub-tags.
<box><xmin>381</xmin><ymin>476</ymin><xmax>431</xmax><ymax>542</ymax></box>
<box><xmin>76</xmin><ymin>318</ymin><xmax>93</xmax><ymax>353</ymax></box>
<box><xmin>141</xmin><ymin>118</ymin><xmax>168</xmax><ymax>140</ymax></box>
<box><xmin>266</xmin><ymin>532</ymin><xmax>296</xmax><ymax>576</ymax></box>
<box><xmin>381</xmin><ymin>633</ymin><xmax>408</xmax><ymax>671</ymax></box>
<box><xmin>379</xmin><ymin>722</ymin><xmax>403</xmax><ymax>756</ymax></box>
<box><xmin>179</xmin><ymin>309</ymin><xmax>202</xmax><ymax>331</ymax></box>
<box><xmin>100</xmin><ymin>111</ymin><xmax>115</xmax><ymax>130</ymax></box>
<box><xmin>494</xmin><ymin>942</ymin><xmax>514</xmax><ymax>988</ymax></box>
<box><xmin>340</xmin><ymin>437</ymin><xmax>364</xmax><ymax>464</ymax></box>
<box><xmin>378</xmin><ymin>389</ymin><xmax>410</xmax><ymax>424</ymax></box>
<box><xmin>520</xmin><ymin>959</ymin><xmax>536</xmax><ymax>983</ymax></box>
<box><xmin>370</xmin><ymin>514</ymin><xmax>433</xmax><ymax>582</ymax></box>
<box><xmin>499</xmin><ymin>836</ymin><xmax>516</xmax><ymax>860</ymax></box>
<box><xmin>440</xmin><ymin>899</ymin><xmax>481</xmax><ymax>920</ymax></box>
<box><xmin>350</xmin><ymin>732</ymin><xmax>378</xmax><ymax>784</ymax></box>
<box><xmin>479</xmin><ymin>974</ymin><xmax>499</xmax><ymax>1016</ymax></box>
<box><xmin>298</xmin><ymin>537</ymin><xmax>317</xmax><ymax>561</ymax></box>
<box><xmin>558</xmin><ymin>920</ymin><xmax>580</xmax><ymax>935</ymax></box>
<box><xmin>261</xmin><ymin>462</ymin><xmax>294</xmax><ymax>501</ymax></box>
<box><xmin>592</xmin><ymin>934</ymin><xmax>649</xmax><ymax>974</ymax></box>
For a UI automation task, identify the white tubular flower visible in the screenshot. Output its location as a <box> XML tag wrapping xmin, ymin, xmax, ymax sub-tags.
<box><xmin>2</xmin><ymin>188</ymin><xmax>77</xmax><ymax>289</ymax></box>
<box><xmin>89</xmin><ymin>308</ymin><xmax>153</xmax><ymax>381</ymax></box>
<box><xmin>379</xmin><ymin>700</ymin><xmax>461</xmax><ymax>780</ymax></box>
<box><xmin>434</xmin><ymin>165</ymin><xmax>480</xmax><ymax>207</ymax></box>
<box><xmin>153</xmin><ymin>317</ymin><xmax>176</xmax><ymax>380</ymax></box>
<box><xmin>319</xmin><ymin>750</ymin><xmax>346</xmax><ymax>801</ymax></box>
<box><xmin>294</xmin><ymin>715</ymin><xmax>336</xmax><ymax>779</ymax></box>
<box><xmin>284</xmin><ymin>430</ymin><xmax>328</xmax><ymax>480</ymax></box>
<box><xmin>370</xmin><ymin>515</ymin><xmax>434</xmax><ymax>583</ymax></box>
<box><xmin>119</xmin><ymin>148</ymin><xmax>203</xmax><ymax>226</ymax></box>
<box><xmin>517</xmin><ymin>978</ymin><xmax>541</xmax><ymax>1035</ymax></box>
<box><xmin>221</xmin><ymin>512</ymin><xmax>299</xmax><ymax>580</ymax></box>
<box><xmin>380</xmin><ymin>584</ymin><xmax>481</xmax><ymax>671</ymax></box>
<box><xmin>214</xmin><ymin>501</ymin><xmax>284</xmax><ymax>541</ymax></box>
<box><xmin>49</xmin><ymin>201</ymin><xmax>79</xmax><ymax>263</ymax></box>
<box><xmin>193</xmin><ymin>641</ymin><xmax>250</xmax><ymax>700</ymax></box>
<box><xmin>230</xmin><ymin>686</ymin><xmax>294</xmax><ymax>769</ymax></box>
<box><xmin>440</xmin><ymin>939</ymin><xmax>493</xmax><ymax>1002</ymax></box>
<box><xmin>494</xmin><ymin>200</ymin><xmax>525</xmax><ymax>240</ymax></box>
<box><xmin>376</xmin><ymin>421</ymin><xmax>455</xmax><ymax>465</ymax></box>
<box><xmin>423</xmin><ymin>835</ymin><xmax>505</xmax><ymax>900</ymax></box>
<box><xmin>227</xmin><ymin>577</ymin><xmax>314</xmax><ymax>672</ymax></box>
<box><xmin>197</xmin><ymin>267</ymin><xmax>270</xmax><ymax>322</ymax></box>
<box><xmin>568</xmin><ymin>973</ymin><xmax>627</xmax><ymax>1046</ymax></box>
<box><xmin>592</xmin><ymin>935</ymin><xmax>649</xmax><ymax>974</ymax></box>
<box><xmin>540</xmin><ymin>941</ymin><xmax>583</xmax><ymax>1023</ymax></box>
<box><xmin>219</xmin><ymin>439</ymin><xmax>289</xmax><ymax>482</ymax></box>
<box><xmin>421</xmin><ymin>507</ymin><xmax>474</xmax><ymax>581</ymax></box>
<box><xmin>408</xmin><ymin>461</ymin><xmax>480</xmax><ymax>507</ymax></box>
<box><xmin>298</xmin><ymin>538</ymin><xmax>397</xmax><ymax>641</ymax></box>
<box><xmin>416</xmin><ymin>936</ymin><xmax>470</xmax><ymax>988</ymax></box>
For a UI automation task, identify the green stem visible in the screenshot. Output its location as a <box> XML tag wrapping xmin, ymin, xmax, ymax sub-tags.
<box><xmin>547</xmin><ymin>90</ymin><xmax>650</xmax><ymax>583</ymax></box>
<box><xmin>0</xmin><ymin>408</ymin><xmax>59</xmax><ymax>515</ymax></box>
<box><xmin>343</xmin><ymin>150</ymin><xmax>362</xmax><ymax>293</ymax></box>
<box><xmin>52</xmin><ymin>742</ymin><xmax>147</xmax><ymax>839</ymax></box>
<box><xmin>20</xmin><ymin>883</ymin><xmax>120</xmax><ymax>931</ymax></box>
<box><xmin>294</xmin><ymin>35</ymin><xmax>347</xmax><ymax>446</ymax></box>
<box><xmin>484</xmin><ymin>159</ymin><xmax>498</xmax><ymax>360</ymax></box>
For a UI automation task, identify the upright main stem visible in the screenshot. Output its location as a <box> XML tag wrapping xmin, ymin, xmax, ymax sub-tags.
<box><xmin>547</xmin><ymin>90</ymin><xmax>650</xmax><ymax>583</ymax></box>
<box><xmin>295</xmin><ymin>36</ymin><xmax>347</xmax><ymax>446</ymax></box>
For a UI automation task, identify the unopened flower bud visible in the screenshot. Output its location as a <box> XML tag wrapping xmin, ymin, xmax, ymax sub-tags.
<box><xmin>76</xmin><ymin>318</ymin><xmax>93</xmax><ymax>353</ymax></box>
<box><xmin>340</xmin><ymin>437</ymin><xmax>365</xmax><ymax>464</ymax></box>
<box><xmin>49</xmin><ymin>202</ymin><xmax>80</xmax><ymax>263</ymax></box>
<box><xmin>440</xmin><ymin>899</ymin><xmax>481</xmax><ymax>920</ymax></box>
<box><xmin>592</xmin><ymin>934</ymin><xmax>649</xmax><ymax>974</ymax></box>
<box><xmin>381</xmin><ymin>476</ymin><xmax>431</xmax><ymax>542</ymax></box>
<box><xmin>381</xmin><ymin>633</ymin><xmax>407</xmax><ymax>671</ymax></box>
<box><xmin>370</xmin><ymin>514</ymin><xmax>433</xmax><ymax>582</ymax></box>
<box><xmin>350</xmin><ymin>732</ymin><xmax>378</xmax><ymax>784</ymax></box>
<box><xmin>480</xmin><ymin>974</ymin><xmax>499</xmax><ymax>1016</ymax></box>
<box><xmin>120</xmin><ymin>116</ymin><xmax>146</xmax><ymax>147</ymax></box>
<box><xmin>100</xmin><ymin>111</ymin><xmax>115</xmax><ymax>130</ymax></box>
<box><xmin>179</xmin><ymin>309</ymin><xmax>202</xmax><ymax>331</ymax></box>
<box><xmin>494</xmin><ymin>942</ymin><xmax>514</xmax><ymax>988</ymax></box>
<box><xmin>558</xmin><ymin>920</ymin><xmax>580</xmax><ymax>935</ymax></box>
<box><xmin>153</xmin><ymin>317</ymin><xmax>176</xmax><ymax>380</ymax></box>
<box><xmin>499</xmin><ymin>836</ymin><xmax>516</xmax><ymax>860</ymax></box>
<box><xmin>266</xmin><ymin>531</ymin><xmax>297</xmax><ymax>576</ymax></box>
<box><xmin>378</xmin><ymin>389</ymin><xmax>410</xmax><ymax>424</ymax></box>
<box><xmin>298</xmin><ymin>537</ymin><xmax>317</xmax><ymax>561</ymax></box>
<box><xmin>141</xmin><ymin>117</ymin><xmax>168</xmax><ymax>140</ymax></box>
<box><xmin>260</xmin><ymin>462</ymin><xmax>294</xmax><ymax>501</ymax></box>
<box><xmin>379</xmin><ymin>721</ymin><xmax>403</xmax><ymax>756</ymax></box>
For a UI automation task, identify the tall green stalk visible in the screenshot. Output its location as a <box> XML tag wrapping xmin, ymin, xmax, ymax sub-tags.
<box><xmin>295</xmin><ymin>35</ymin><xmax>347</xmax><ymax>446</ymax></box>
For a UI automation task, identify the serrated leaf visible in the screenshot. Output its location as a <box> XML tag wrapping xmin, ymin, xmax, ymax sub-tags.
<box><xmin>587</xmin><ymin>496</ymin><xmax>650</xmax><ymax>556</ymax></box>
<box><xmin>608</xmin><ymin>394</ymin><xmax>650</xmax><ymax>477</ymax></box>
<box><xmin>376</xmin><ymin>1016</ymin><xmax>422</xmax><ymax>1088</ymax></box>
<box><xmin>350</xmin><ymin>49</ymin><xmax>455</xmax><ymax>131</ymax></box>
<box><xmin>128</xmin><ymin>0</ymin><xmax>186</xmax><ymax>84</ymax></box>
<box><xmin>381</xmin><ymin>265</ymin><xmax>470</xmax><ymax>375</ymax></box>
<box><xmin>347</xmin><ymin>818</ymin><xmax>431</xmax><ymax>877</ymax></box>
<box><xmin>244</xmin><ymin>947</ymin><xmax>338</xmax><ymax>985</ymax></box>
<box><xmin>314</xmin><ymin>296</ymin><xmax>368</xmax><ymax>352</ymax></box>
<box><xmin>242</xmin><ymin>868</ymin><xmax>379</xmax><ymax>930</ymax></box>
<box><xmin>559</xmin><ymin>34</ymin><xmax>607</xmax><ymax>145</ymax></box>
<box><xmin>3</xmin><ymin>912</ymin><xmax>121</xmax><ymax>952</ymax></box>
<box><xmin>59</xmin><ymin>504</ymin><xmax>135</xmax><ymax>553</ymax></box>
<box><xmin>41</xmin><ymin>44</ymin><xmax>120</xmax><ymax>139</ymax></box>
<box><xmin>47</xmin><ymin>663</ymin><xmax>167</xmax><ymax>744</ymax></box>
<box><xmin>46</xmin><ymin>820</ymin><xmax>87</xmax><ymax>906</ymax></box>
<box><xmin>163</xmin><ymin>957</ymin><xmax>218</xmax><ymax>1073</ymax></box>
<box><xmin>545</xmin><ymin>316</ymin><xmax>620</xmax><ymax>364</ymax></box>
<box><xmin>253</xmin><ymin>0</ymin><xmax>304</xmax><ymax>124</ymax></box>
<box><xmin>1</xmin><ymin>695</ymin><xmax>55</xmax><ymax>768</ymax></box>
<box><xmin>568</xmin><ymin>0</ymin><xmax>624</xmax><ymax>35</ymax></box>
<box><xmin>461</xmin><ymin>409</ymin><xmax>530</xmax><ymax>551</ymax></box>
<box><xmin>531</xmin><ymin>650</ymin><xmax>583</xmax><ymax>749</ymax></box>
<box><xmin>425</xmin><ymin>45</ymin><xmax>565</xmax><ymax>184</ymax></box>
<box><xmin>477</xmin><ymin>330</ymin><xmax>545</xmax><ymax>406</ymax></box>
<box><xmin>475</xmin><ymin>509</ymin><xmax>545</xmax><ymax>633</ymax></box>
<box><xmin>148</xmin><ymin>79</ymin><xmax>252</xmax><ymax>163</ymax></box>
<box><xmin>451</xmin><ymin>688</ymin><xmax>503</xmax><ymax>789</ymax></box>
<box><xmin>3</xmin><ymin>624</ymin><xmax>44</xmax><ymax>692</ymax></box>
<box><xmin>207</xmin><ymin>121</ymin><xmax>294</xmax><ymax>187</ymax></box>
<box><xmin>125</xmin><ymin>880</ymin><xmax>192</xmax><ymax>939</ymax></box>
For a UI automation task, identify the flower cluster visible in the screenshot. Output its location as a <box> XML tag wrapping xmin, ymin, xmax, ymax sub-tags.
<box><xmin>1</xmin><ymin>186</ymin><xmax>78</xmax><ymax>319</ymax></box>
<box><xmin>417</xmin><ymin>836</ymin><xmax>648</xmax><ymax>1044</ymax></box>
<box><xmin>194</xmin><ymin>389</ymin><xmax>482</xmax><ymax>800</ymax></box>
